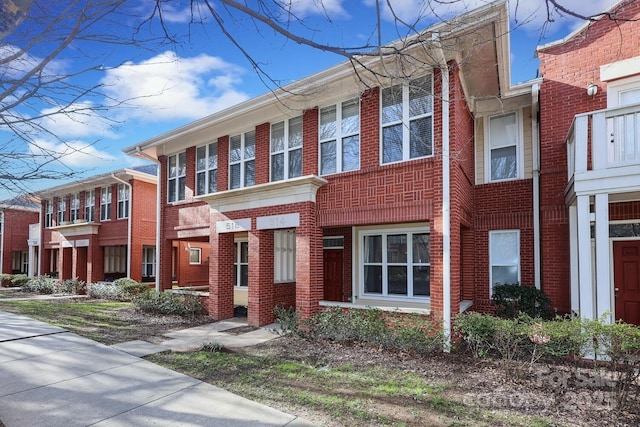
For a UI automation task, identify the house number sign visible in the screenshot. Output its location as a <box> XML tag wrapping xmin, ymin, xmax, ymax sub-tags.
<box><xmin>216</xmin><ymin>218</ymin><xmax>251</xmax><ymax>233</ymax></box>
<box><xmin>256</xmin><ymin>213</ymin><xmax>300</xmax><ymax>230</ymax></box>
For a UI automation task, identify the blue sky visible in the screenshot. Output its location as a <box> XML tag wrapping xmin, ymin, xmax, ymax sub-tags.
<box><xmin>0</xmin><ymin>0</ymin><xmax>620</xmax><ymax>200</ymax></box>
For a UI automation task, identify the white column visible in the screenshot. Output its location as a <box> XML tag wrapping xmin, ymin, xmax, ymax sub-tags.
<box><xmin>577</xmin><ymin>195</ymin><xmax>595</xmax><ymax>320</ymax></box>
<box><xmin>594</xmin><ymin>193</ymin><xmax>611</xmax><ymax>322</ymax></box>
<box><xmin>569</xmin><ymin>204</ymin><xmax>580</xmax><ymax>315</ymax></box>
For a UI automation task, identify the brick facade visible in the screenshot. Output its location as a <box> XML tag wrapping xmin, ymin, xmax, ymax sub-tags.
<box><xmin>0</xmin><ymin>207</ymin><xmax>39</xmax><ymax>274</ymax></box>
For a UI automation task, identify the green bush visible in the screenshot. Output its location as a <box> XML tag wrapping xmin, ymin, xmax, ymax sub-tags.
<box><xmin>492</xmin><ymin>284</ymin><xmax>551</xmax><ymax>319</ymax></box>
<box><xmin>272</xmin><ymin>305</ymin><xmax>300</xmax><ymax>336</ymax></box>
<box><xmin>132</xmin><ymin>290</ymin><xmax>205</xmax><ymax>318</ymax></box>
<box><xmin>539</xmin><ymin>315</ymin><xmax>587</xmax><ymax>360</ymax></box>
<box><xmin>87</xmin><ymin>282</ymin><xmax>126</xmax><ymax>300</ymax></box>
<box><xmin>57</xmin><ymin>278</ymin><xmax>85</xmax><ymax>294</ymax></box>
<box><xmin>113</xmin><ymin>277</ymin><xmax>138</xmax><ymax>288</ymax></box>
<box><xmin>0</xmin><ymin>273</ymin><xmax>12</xmax><ymax>287</ymax></box>
<box><xmin>22</xmin><ymin>275</ymin><xmax>56</xmax><ymax>294</ymax></box>
<box><xmin>200</xmin><ymin>341</ymin><xmax>224</xmax><ymax>352</ymax></box>
<box><xmin>454</xmin><ymin>312</ymin><xmax>501</xmax><ymax>357</ymax></box>
<box><xmin>10</xmin><ymin>274</ymin><xmax>30</xmax><ymax>287</ymax></box>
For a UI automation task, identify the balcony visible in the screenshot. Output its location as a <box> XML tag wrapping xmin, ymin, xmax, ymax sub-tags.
<box><xmin>566</xmin><ymin>102</ymin><xmax>640</xmax><ymax>202</ymax></box>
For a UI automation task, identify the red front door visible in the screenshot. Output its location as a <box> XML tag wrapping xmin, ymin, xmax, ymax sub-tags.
<box><xmin>323</xmin><ymin>249</ymin><xmax>344</xmax><ymax>302</ymax></box>
<box><xmin>613</xmin><ymin>240</ymin><xmax>640</xmax><ymax>326</ymax></box>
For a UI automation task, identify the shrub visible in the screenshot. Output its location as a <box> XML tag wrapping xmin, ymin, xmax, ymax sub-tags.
<box><xmin>539</xmin><ymin>315</ymin><xmax>588</xmax><ymax>360</ymax></box>
<box><xmin>57</xmin><ymin>278</ymin><xmax>85</xmax><ymax>294</ymax></box>
<box><xmin>113</xmin><ymin>277</ymin><xmax>139</xmax><ymax>288</ymax></box>
<box><xmin>200</xmin><ymin>341</ymin><xmax>224</xmax><ymax>352</ymax></box>
<box><xmin>87</xmin><ymin>282</ymin><xmax>126</xmax><ymax>300</ymax></box>
<box><xmin>10</xmin><ymin>274</ymin><xmax>30</xmax><ymax>287</ymax></box>
<box><xmin>132</xmin><ymin>290</ymin><xmax>205</xmax><ymax>318</ymax></box>
<box><xmin>22</xmin><ymin>275</ymin><xmax>56</xmax><ymax>294</ymax></box>
<box><xmin>454</xmin><ymin>312</ymin><xmax>501</xmax><ymax>358</ymax></box>
<box><xmin>272</xmin><ymin>305</ymin><xmax>300</xmax><ymax>336</ymax></box>
<box><xmin>492</xmin><ymin>284</ymin><xmax>551</xmax><ymax>319</ymax></box>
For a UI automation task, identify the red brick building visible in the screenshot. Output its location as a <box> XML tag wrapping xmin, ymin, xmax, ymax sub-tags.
<box><xmin>0</xmin><ymin>197</ymin><xmax>40</xmax><ymax>276</ymax></box>
<box><xmin>126</xmin><ymin>2</ymin><xmax>543</xmax><ymax>338</ymax></box>
<box><xmin>537</xmin><ymin>0</ymin><xmax>640</xmax><ymax>326</ymax></box>
<box><xmin>33</xmin><ymin>166</ymin><xmax>157</xmax><ymax>284</ymax></box>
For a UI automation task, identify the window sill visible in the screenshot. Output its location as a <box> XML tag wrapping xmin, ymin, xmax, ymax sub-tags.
<box><xmin>320</xmin><ymin>300</ymin><xmax>431</xmax><ymax>315</ymax></box>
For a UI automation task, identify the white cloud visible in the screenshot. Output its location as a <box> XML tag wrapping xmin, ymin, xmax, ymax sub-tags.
<box><xmin>100</xmin><ymin>51</ymin><xmax>249</xmax><ymax>122</ymax></box>
<box><xmin>38</xmin><ymin>102</ymin><xmax>118</xmax><ymax>139</ymax></box>
<box><xmin>29</xmin><ymin>139</ymin><xmax>116</xmax><ymax>168</ymax></box>
<box><xmin>279</xmin><ymin>0</ymin><xmax>348</xmax><ymax>18</ymax></box>
<box><xmin>157</xmin><ymin>1</ymin><xmax>211</xmax><ymax>24</ymax></box>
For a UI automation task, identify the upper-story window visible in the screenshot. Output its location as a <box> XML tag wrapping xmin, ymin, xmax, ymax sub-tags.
<box><xmin>230</xmin><ymin>131</ymin><xmax>255</xmax><ymax>189</ymax></box>
<box><xmin>57</xmin><ymin>198</ymin><xmax>66</xmax><ymax>224</ymax></box>
<box><xmin>486</xmin><ymin>111</ymin><xmax>521</xmax><ymax>181</ymax></box>
<box><xmin>69</xmin><ymin>193</ymin><xmax>79</xmax><ymax>222</ymax></box>
<box><xmin>100</xmin><ymin>186</ymin><xmax>112</xmax><ymax>221</ymax></box>
<box><xmin>196</xmin><ymin>142</ymin><xmax>218</xmax><ymax>195</ymax></box>
<box><xmin>271</xmin><ymin>116</ymin><xmax>303</xmax><ymax>181</ymax></box>
<box><xmin>381</xmin><ymin>75</ymin><xmax>433</xmax><ymax>164</ymax></box>
<box><xmin>45</xmin><ymin>201</ymin><xmax>53</xmax><ymax>228</ymax></box>
<box><xmin>320</xmin><ymin>99</ymin><xmax>360</xmax><ymax>175</ymax></box>
<box><xmin>117</xmin><ymin>184</ymin><xmax>129</xmax><ymax>219</ymax></box>
<box><xmin>168</xmin><ymin>152</ymin><xmax>186</xmax><ymax>203</ymax></box>
<box><xmin>85</xmin><ymin>190</ymin><xmax>95</xmax><ymax>222</ymax></box>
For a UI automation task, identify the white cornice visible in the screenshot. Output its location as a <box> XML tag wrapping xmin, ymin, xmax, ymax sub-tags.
<box><xmin>51</xmin><ymin>221</ymin><xmax>101</xmax><ymax>237</ymax></box>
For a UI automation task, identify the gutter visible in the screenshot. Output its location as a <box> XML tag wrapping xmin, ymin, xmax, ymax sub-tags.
<box><xmin>531</xmin><ymin>83</ymin><xmax>541</xmax><ymax>289</ymax></box>
<box><xmin>135</xmin><ymin>147</ymin><xmax>161</xmax><ymax>292</ymax></box>
<box><xmin>434</xmin><ymin>33</ymin><xmax>452</xmax><ymax>351</ymax></box>
<box><xmin>111</xmin><ymin>174</ymin><xmax>132</xmax><ymax>279</ymax></box>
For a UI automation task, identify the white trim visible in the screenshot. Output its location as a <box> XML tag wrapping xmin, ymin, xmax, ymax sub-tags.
<box><xmin>601</xmin><ymin>55</ymin><xmax>640</xmax><ymax>83</ymax></box>
<box><xmin>188</xmin><ymin>247</ymin><xmax>202</xmax><ymax>265</ymax></box>
<box><xmin>271</xmin><ymin>116</ymin><xmax>303</xmax><ymax>181</ymax></box>
<box><xmin>483</xmin><ymin>109</ymin><xmax>524</xmax><ymax>183</ymax></box>
<box><xmin>319</xmin><ymin>98</ymin><xmax>361</xmax><ymax>176</ymax></box>
<box><xmin>606</xmin><ymin>75</ymin><xmax>640</xmax><ymax>108</ymax></box>
<box><xmin>167</xmin><ymin>152</ymin><xmax>186</xmax><ymax>203</ymax></box>
<box><xmin>229</xmin><ymin>130</ymin><xmax>256</xmax><ymax>189</ymax></box>
<box><xmin>488</xmin><ymin>229</ymin><xmax>521</xmax><ymax>296</ymax></box>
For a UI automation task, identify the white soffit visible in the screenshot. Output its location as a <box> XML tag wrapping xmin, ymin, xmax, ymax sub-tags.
<box><xmin>601</xmin><ymin>56</ymin><xmax>640</xmax><ymax>82</ymax></box>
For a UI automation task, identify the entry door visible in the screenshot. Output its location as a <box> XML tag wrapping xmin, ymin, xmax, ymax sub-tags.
<box><xmin>323</xmin><ymin>249</ymin><xmax>344</xmax><ymax>302</ymax></box>
<box><xmin>613</xmin><ymin>240</ymin><xmax>640</xmax><ymax>325</ymax></box>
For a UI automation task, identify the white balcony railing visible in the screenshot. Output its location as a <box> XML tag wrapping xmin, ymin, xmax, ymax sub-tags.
<box><xmin>566</xmin><ymin>102</ymin><xmax>640</xmax><ymax>180</ymax></box>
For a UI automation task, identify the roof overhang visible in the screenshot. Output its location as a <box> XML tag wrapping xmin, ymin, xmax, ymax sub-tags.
<box><xmin>34</xmin><ymin>168</ymin><xmax>157</xmax><ymax>198</ymax></box>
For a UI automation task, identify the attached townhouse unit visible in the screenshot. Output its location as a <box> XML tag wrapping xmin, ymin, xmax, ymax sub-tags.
<box><xmin>0</xmin><ymin>197</ymin><xmax>40</xmax><ymax>276</ymax></box>
<box><xmin>537</xmin><ymin>0</ymin><xmax>640</xmax><ymax>326</ymax></box>
<box><xmin>33</xmin><ymin>166</ymin><xmax>157</xmax><ymax>284</ymax></box>
<box><xmin>126</xmin><ymin>1</ymin><xmax>542</xmax><ymax>335</ymax></box>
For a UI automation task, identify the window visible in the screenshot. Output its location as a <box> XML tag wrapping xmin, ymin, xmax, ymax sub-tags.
<box><xmin>85</xmin><ymin>190</ymin><xmax>95</xmax><ymax>222</ymax></box>
<box><xmin>487</xmin><ymin>112</ymin><xmax>521</xmax><ymax>181</ymax></box>
<box><xmin>117</xmin><ymin>184</ymin><xmax>129</xmax><ymax>219</ymax></box>
<box><xmin>234</xmin><ymin>241</ymin><xmax>248</xmax><ymax>288</ymax></box>
<box><xmin>489</xmin><ymin>230</ymin><xmax>520</xmax><ymax>294</ymax></box>
<box><xmin>196</xmin><ymin>142</ymin><xmax>218</xmax><ymax>195</ymax></box>
<box><xmin>12</xmin><ymin>251</ymin><xmax>28</xmax><ymax>274</ymax></box>
<box><xmin>360</xmin><ymin>228</ymin><xmax>430</xmax><ymax>298</ymax></box>
<box><xmin>274</xmin><ymin>230</ymin><xmax>296</xmax><ymax>282</ymax></box>
<box><xmin>57</xmin><ymin>198</ymin><xmax>66</xmax><ymax>224</ymax></box>
<box><xmin>100</xmin><ymin>186</ymin><xmax>111</xmax><ymax>221</ymax></box>
<box><xmin>104</xmin><ymin>245</ymin><xmax>127</xmax><ymax>274</ymax></box>
<box><xmin>142</xmin><ymin>246</ymin><xmax>156</xmax><ymax>279</ymax></box>
<box><xmin>229</xmin><ymin>131</ymin><xmax>255</xmax><ymax>189</ymax></box>
<box><xmin>168</xmin><ymin>152</ymin><xmax>186</xmax><ymax>202</ymax></box>
<box><xmin>49</xmin><ymin>248</ymin><xmax>59</xmax><ymax>277</ymax></box>
<box><xmin>271</xmin><ymin>116</ymin><xmax>303</xmax><ymax>181</ymax></box>
<box><xmin>188</xmin><ymin>247</ymin><xmax>201</xmax><ymax>264</ymax></box>
<box><xmin>320</xmin><ymin>99</ymin><xmax>360</xmax><ymax>175</ymax></box>
<box><xmin>45</xmin><ymin>201</ymin><xmax>53</xmax><ymax>228</ymax></box>
<box><xmin>381</xmin><ymin>75</ymin><xmax>433</xmax><ymax>164</ymax></box>
<box><xmin>69</xmin><ymin>194</ymin><xmax>79</xmax><ymax>222</ymax></box>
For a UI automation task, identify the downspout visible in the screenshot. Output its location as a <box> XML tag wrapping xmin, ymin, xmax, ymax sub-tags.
<box><xmin>434</xmin><ymin>33</ymin><xmax>451</xmax><ymax>350</ymax></box>
<box><xmin>0</xmin><ymin>209</ymin><xmax>5</xmax><ymax>274</ymax></box>
<box><xmin>531</xmin><ymin>83</ymin><xmax>541</xmax><ymax>290</ymax></box>
<box><xmin>135</xmin><ymin>146</ymin><xmax>161</xmax><ymax>292</ymax></box>
<box><xmin>112</xmin><ymin>174</ymin><xmax>132</xmax><ymax>278</ymax></box>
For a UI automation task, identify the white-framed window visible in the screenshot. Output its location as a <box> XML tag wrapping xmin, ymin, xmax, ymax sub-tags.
<box><xmin>117</xmin><ymin>184</ymin><xmax>129</xmax><ymax>219</ymax></box>
<box><xmin>271</xmin><ymin>116</ymin><xmax>303</xmax><ymax>181</ymax></box>
<box><xmin>381</xmin><ymin>75</ymin><xmax>433</xmax><ymax>164</ymax></box>
<box><xmin>12</xmin><ymin>251</ymin><xmax>28</xmax><ymax>273</ymax></box>
<box><xmin>168</xmin><ymin>152</ymin><xmax>186</xmax><ymax>203</ymax></box>
<box><xmin>485</xmin><ymin>111</ymin><xmax>522</xmax><ymax>182</ymax></box>
<box><xmin>274</xmin><ymin>229</ymin><xmax>296</xmax><ymax>282</ymax></box>
<box><xmin>85</xmin><ymin>190</ymin><xmax>95</xmax><ymax>222</ymax></box>
<box><xmin>229</xmin><ymin>131</ymin><xmax>255</xmax><ymax>189</ymax></box>
<box><xmin>320</xmin><ymin>99</ymin><xmax>360</xmax><ymax>175</ymax></box>
<box><xmin>360</xmin><ymin>227</ymin><xmax>430</xmax><ymax>299</ymax></box>
<box><xmin>45</xmin><ymin>201</ymin><xmax>53</xmax><ymax>228</ymax></box>
<box><xmin>196</xmin><ymin>142</ymin><xmax>218</xmax><ymax>195</ymax></box>
<box><xmin>57</xmin><ymin>198</ymin><xmax>66</xmax><ymax>224</ymax></box>
<box><xmin>234</xmin><ymin>240</ymin><xmax>248</xmax><ymax>288</ymax></box>
<box><xmin>100</xmin><ymin>186</ymin><xmax>111</xmax><ymax>221</ymax></box>
<box><xmin>489</xmin><ymin>230</ymin><xmax>521</xmax><ymax>294</ymax></box>
<box><xmin>69</xmin><ymin>193</ymin><xmax>80</xmax><ymax>222</ymax></box>
<box><xmin>104</xmin><ymin>245</ymin><xmax>127</xmax><ymax>274</ymax></box>
<box><xmin>189</xmin><ymin>247</ymin><xmax>201</xmax><ymax>265</ymax></box>
<box><xmin>49</xmin><ymin>248</ymin><xmax>59</xmax><ymax>277</ymax></box>
<box><xmin>142</xmin><ymin>246</ymin><xmax>156</xmax><ymax>279</ymax></box>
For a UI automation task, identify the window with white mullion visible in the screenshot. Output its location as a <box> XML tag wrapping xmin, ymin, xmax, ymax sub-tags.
<box><xmin>142</xmin><ymin>246</ymin><xmax>156</xmax><ymax>278</ymax></box>
<box><xmin>229</xmin><ymin>131</ymin><xmax>255</xmax><ymax>190</ymax></box>
<box><xmin>196</xmin><ymin>142</ymin><xmax>218</xmax><ymax>195</ymax></box>
<box><xmin>85</xmin><ymin>190</ymin><xmax>95</xmax><ymax>222</ymax></box>
<box><xmin>271</xmin><ymin>116</ymin><xmax>303</xmax><ymax>181</ymax></box>
<box><xmin>100</xmin><ymin>186</ymin><xmax>111</xmax><ymax>221</ymax></box>
<box><xmin>234</xmin><ymin>240</ymin><xmax>248</xmax><ymax>288</ymax></box>
<box><xmin>117</xmin><ymin>184</ymin><xmax>129</xmax><ymax>219</ymax></box>
<box><xmin>70</xmin><ymin>194</ymin><xmax>80</xmax><ymax>222</ymax></box>
<box><xmin>45</xmin><ymin>201</ymin><xmax>53</xmax><ymax>228</ymax></box>
<box><xmin>57</xmin><ymin>198</ymin><xmax>66</xmax><ymax>224</ymax></box>
<box><xmin>381</xmin><ymin>75</ymin><xmax>433</xmax><ymax>164</ymax></box>
<box><xmin>320</xmin><ymin>99</ymin><xmax>360</xmax><ymax>175</ymax></box>
<box><xmin>486</xmin><ymin>112</ymin><xmax>520</xmax><ymax>182</ymax></box>
<box><xmin>168</xmin><ymin>152</ymin><xmax>186</xmax><ymax>203</ymax></box>
<box><xmin>274</xmin><ymin>230</ymin><xmax>296</xmax><ymax>282</ymax></box>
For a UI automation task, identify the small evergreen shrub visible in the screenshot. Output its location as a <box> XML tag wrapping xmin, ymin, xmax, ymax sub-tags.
<box><xmin>132</xmin><ymin>290</ymin><xmax>205</xmax><ymax>318</ymax></box>
<box><xmin>492</xmin><ymin>284</ymin><xmax>551</xmax><ymax>319</ymax></box>
<box><xmin>22</xmin><ymin>275</ymin><xmax>56</xmax><ymax>294</ymax></box>
<box><xmin>86</xmin><ymin>282</ymin><xmax>126</xmax><ymax>300</ymax></box>
<box><xmin>0</xmin><ymin>274</ymin><xmax>14</xmax><ymax>287</ymax></box>
<box><xmin>272</xmin><ymin>305</ymin><xmax>300</xmax><ymax>336</ymax></box>
<box><xmin>454</xmin><ymin>312</ymin><xmax>501</xmax><ymax>357</ymax></box>
<box><xmin>112</xmin><ymin>278</ymin><xmax>149</xmax><ymax>298</ymax></box>
<box><xmin>57</xmin><ymin>278</ymin><xmax>85</xmax><ymax>294</ymax></box>
<box><xmin>10</xmin><ymin>274</ymin><xmax>30</xmax><ymax>287</ymax></box>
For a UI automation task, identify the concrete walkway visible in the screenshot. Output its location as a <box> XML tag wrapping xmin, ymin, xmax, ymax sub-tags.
<box><xmin>0</xmin><ymin>310</ymin><xmax>313</xmax><ymax>427</ymax></box>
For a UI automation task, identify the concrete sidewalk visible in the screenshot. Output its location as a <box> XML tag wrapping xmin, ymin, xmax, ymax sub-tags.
<box><xmin>0</xmin><ymin>310</ymin><xmax>313</xmax><ymax>427</ymax></box>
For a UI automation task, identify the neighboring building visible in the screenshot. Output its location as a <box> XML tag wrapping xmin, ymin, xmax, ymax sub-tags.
<box><xmin>126</xmin><ymin>1</ymin><xmax>542</xmax><ymax>335</ymax></box>
<box><xmin>33</xmin><ymin>166</ymin><xmax>157</xmax><ymax>284</ymax></box>
<box><xmin>0</xmin><ymin>196</ymin><xmax>40</xmax><ymax>276</ymax></box>
<box><xmin>537</xmin><ymin>0</ymin><xmax>640</xmax><ymax>326</ymax></box>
